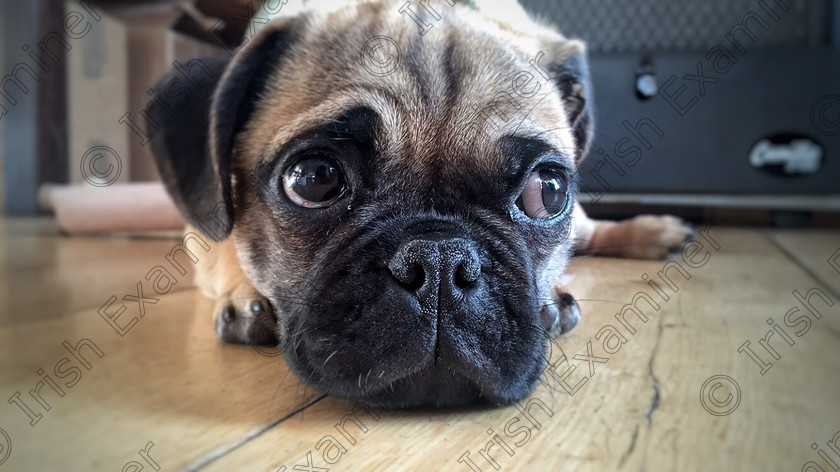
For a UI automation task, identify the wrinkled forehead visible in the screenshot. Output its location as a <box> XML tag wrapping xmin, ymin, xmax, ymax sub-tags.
<box><xmin>238</xmin><ymin>4</ymin><xmax>576</xmax><ymax>174</ymax></box>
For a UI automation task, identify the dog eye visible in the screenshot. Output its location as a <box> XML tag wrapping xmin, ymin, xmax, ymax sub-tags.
<box><xmin>282</xmin><ymin>156</ymin><xmax>347</xmax><ymax>208</ymax></box>
<box><xmin>516</xmin><ymin>167</ymin><xmax>568</xmax><ymax>219</ymax></box>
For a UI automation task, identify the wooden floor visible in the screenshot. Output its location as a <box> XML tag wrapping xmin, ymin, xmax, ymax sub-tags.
<box><xmin>1</xmin><ymin>219</ymin><xmax>838</xmax><ymax>472</ymax></box>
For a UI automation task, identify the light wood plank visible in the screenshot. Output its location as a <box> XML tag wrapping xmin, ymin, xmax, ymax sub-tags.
<box><xmin>0</xmin><ymin>218</ymin><xmax>193</xmax><ymax>325</ymax></box>
<box><xmin>0</xmin><ymin>285</ymin><xmax>319</xmax><ymax>471</ymax></box>
<box><xmin>767</xmin><ymin>229</ymin><xmax>840</xmax><ymax>296</ymax></box>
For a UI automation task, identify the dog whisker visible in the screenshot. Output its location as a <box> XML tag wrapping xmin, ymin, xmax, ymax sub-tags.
<box><xmin>364</xmin><ymin>369</ymin><xmax>373</xmax><ymax>391</ymax></box>
<box><xmin>322</xmin><ymin>349</ymin><xmax>340</xmax><ymax>368</ymax></box>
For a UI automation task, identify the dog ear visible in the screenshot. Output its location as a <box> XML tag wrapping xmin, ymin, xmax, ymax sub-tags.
<box><xmin>148</xmin><ymin>56</ymin><xmax>229</xmax><ymax>240</ymax></box>
<box><xmin>546</xmin><ymin>41</ymin><xmax>594</xmax><ymax>162</ymax></box>
<box><xmin>149</xmin><ymin>20</ymin><xmax>302</xmax><ymax>241</ymax></box>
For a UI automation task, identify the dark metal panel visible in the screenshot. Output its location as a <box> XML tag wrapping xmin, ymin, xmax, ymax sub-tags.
<box><xmin>520</xmin><ymin>0</ymin><xmax>829</xmax><ymax>53</ymax></box>
<box><xmin>833</xmin><ymin>0</ymin><xmax>840</xmax><ymax>47</ymax></box>
<box><xmin>578</xmin><ymin>50</ymin><xmax>840</xmax><ymax>196</ymax></box>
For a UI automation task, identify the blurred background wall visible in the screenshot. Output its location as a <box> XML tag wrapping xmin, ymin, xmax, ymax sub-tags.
<box><xmin>1</xmin><ymin>0</ymin><xmax>246</xmax><ymax>215</ymax></box>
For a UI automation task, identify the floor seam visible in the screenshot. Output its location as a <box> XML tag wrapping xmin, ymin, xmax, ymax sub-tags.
<box><xmin>178</xmin><ymin>395</ymin><xmax>327</xmax><ymax>472</ymax></box>
<box><xmin>764</xmin><ymin>232</ymin><xmax>840</xmax><ymax>300</ymax></box>
<box><xmin>2</xmin><ymin>286</ymin><xmax>202</xmax><ymax>329</ymax></box>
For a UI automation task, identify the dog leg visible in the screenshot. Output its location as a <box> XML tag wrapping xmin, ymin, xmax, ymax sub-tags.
<box><xmin>544</xmin><ymin>204</ymin><xmax>691</xmax><ymax>337</ymax></box>
<box><xmin>571</xmin><ymin>202</ymin><xmax>693</xmax><ymax>259</ymax></box>
<box><xmin>190</xmin><ymin>225</ymin><xmax>277</xmax><ymax>345</ymax></box>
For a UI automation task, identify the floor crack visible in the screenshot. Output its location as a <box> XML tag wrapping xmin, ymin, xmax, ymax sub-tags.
<box><xmin>618</xmin><ymin>424</ymin><xmax>640</xmax><ymax>467</ymax></box>
<box><xmin>646</xmin><ymin>316</ymin><xmax>664</xmax><ymax>427</ymax></box>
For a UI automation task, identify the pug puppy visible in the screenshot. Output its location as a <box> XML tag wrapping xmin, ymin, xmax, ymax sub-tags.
<box><xmin>149</xmin><ymin>0</ymin><xmax>690</xmax><ymax>408</ymax></box>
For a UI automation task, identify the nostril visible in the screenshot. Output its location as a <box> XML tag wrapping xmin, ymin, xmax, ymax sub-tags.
<box><xmin>389</xmin><ymin>256</ymin><xmax>427</xmax><ymax>293</ymax></box>
<box><xmin>401</xmin><ymin>262</ymin><xmax>426</xmax><ymax>292</ymax></box>
<box><xmin>453</xmin><ymin>263</ymin><xmax>479</xmax><ymax>290</ymax></box>
<box><xmin>450</xmin><ymin>243</ymin><xmax>481</xmax><ymax>291</ymax></box>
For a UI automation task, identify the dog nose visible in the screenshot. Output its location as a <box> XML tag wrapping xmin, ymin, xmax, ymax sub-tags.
<box><xmin>388</xmin><ymin>238</ymin><xmax>481</xmax><ymax>302</ymax></box>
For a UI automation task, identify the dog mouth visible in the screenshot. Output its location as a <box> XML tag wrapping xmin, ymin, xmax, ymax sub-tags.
<box><xmin>286</xmin><ymin>320</ymin><xmax>546</xmax><ymax>409</ymax></box>
<box><xmin>274</xmin><ymin>219</ymin><xmax>550</xmax><ymax>408</ymax></box>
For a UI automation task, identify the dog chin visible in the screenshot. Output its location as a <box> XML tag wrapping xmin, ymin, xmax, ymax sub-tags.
<box><xmin>286</xmin><ymin>345</ymin><xmax>546</xmax><ymax>409</ymax></box>
<box><xmin>350</xmin><ymin>365</ymin><xmax>545</xmax><ymax>409</ymax></box>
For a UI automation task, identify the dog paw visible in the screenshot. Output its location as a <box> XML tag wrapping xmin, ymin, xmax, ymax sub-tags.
<box><xmin>541</xmin><ymin>285</ymin><xmax>580</xmax><ymax>337</ymax></box>
<box><xmin>623</xmin><ymin>215</ymin><xmax>693</xmax><ymax>260</ymax></box>
<box><xmin>214</xmin><ymin>296</ymin><xmax>278</xmax><ymax>346</ymax></box>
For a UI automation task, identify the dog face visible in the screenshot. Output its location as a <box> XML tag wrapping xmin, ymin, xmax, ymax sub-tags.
<box><xmin>150</xmin><ymin>1</ymin><xmax>592</xmax><ymax>408</ymax></box>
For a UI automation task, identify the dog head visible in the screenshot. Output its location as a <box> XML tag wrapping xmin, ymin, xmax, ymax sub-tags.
<box><xmin>150</xmin><ymin>0</ymin><xmax>592</xmax><ymax>408</ymax></box>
